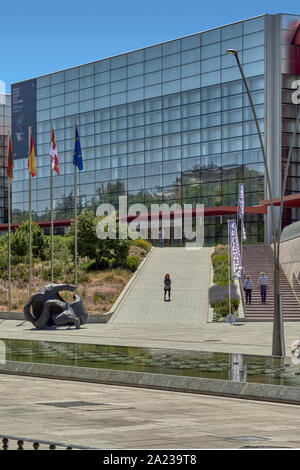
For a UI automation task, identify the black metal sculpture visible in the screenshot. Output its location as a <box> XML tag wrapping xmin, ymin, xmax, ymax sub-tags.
<box><xmin>24</xmin><ymin>284</ymin><xmax>88</xmax><ymax>329</ymax></box>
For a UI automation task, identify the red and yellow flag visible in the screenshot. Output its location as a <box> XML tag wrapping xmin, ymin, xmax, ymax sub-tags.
<box><xmin>50</xmin><ymin>129</ymin><xmax>60</xmax><ymax>175</ymax></box>
<box><xmin>6</xmin><ymin>136</ymin><xmax>13</xmax><ymax>181</ymax></box>
<box><xmin>28</xmin><ymin>132</ymin><xmax>36</xmax><ymax>177</ymax></box>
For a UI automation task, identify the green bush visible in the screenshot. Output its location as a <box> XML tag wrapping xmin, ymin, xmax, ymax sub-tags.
<box><xmin>132</xmin><ymin>238</ymin><xmax>151</xmax><ymax>253</ymax></box>
<box><xmin>126</xmin><ymin>255</ymin><xmax>141</xmax><ymax>272</ymax></box>
<box><xmin>213</xmin><ymin>297</ymin><xmax>239</xmax><ymax>319</ymax></box>
<box><xmin>11</xmin><ymin>221</ymin><xmax>49</xmax><ymax>262</ymax></box>
<box><xmin>211</xmin><ymin>244</ymin><xmax>240</xmax><ymax>319</ymax></box>
<box><xmin>67</xmin><ymin>209</ymin><xmax>131</xmax><ymax>270</ymax></box>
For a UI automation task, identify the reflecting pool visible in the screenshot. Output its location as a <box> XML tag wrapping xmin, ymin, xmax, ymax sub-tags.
<box><xmin>1</xmin><ymin>338</ymin><xmax>300</xmax><ymax>387</ymax></box>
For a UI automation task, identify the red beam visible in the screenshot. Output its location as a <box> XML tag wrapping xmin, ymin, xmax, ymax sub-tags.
<box><xmin>0</xmin><ymin>219</ymin><xmax>72</xmax><ymax>231</ymax></box>
<box><xmin>260</xmin><ymin>193</ymin><xmax>300</xmax><ymax>208</ymax></box>
<box><xmin>0</xmin><ymin>204</ymin><xmax>267</xmax><ymax>231</ymax></box>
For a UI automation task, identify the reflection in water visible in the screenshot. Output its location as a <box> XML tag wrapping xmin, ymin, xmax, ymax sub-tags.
<box><xmin>230</xmin><ymin>353</ymin><xmax>247</xmax><ymax>383</ymax></box>
<box><xmin>2</xmin><ymin>338</ymin><xmax>300</xmax><ymax>388</ymax></box>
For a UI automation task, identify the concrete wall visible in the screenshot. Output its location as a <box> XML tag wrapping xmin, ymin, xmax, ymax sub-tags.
<box><xmin>280</xmin><ymin>236</ymin><xmax>300</xmax><ymax>286</ymax></box>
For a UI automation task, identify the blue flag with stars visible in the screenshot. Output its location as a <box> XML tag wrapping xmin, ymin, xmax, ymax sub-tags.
<box><xmin>73</xmin><ymin>125</ymin><xmax>83</xmax><ymax>171</ymax></box>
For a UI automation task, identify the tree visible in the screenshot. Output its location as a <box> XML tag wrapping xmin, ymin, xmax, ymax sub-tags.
<box><xmin>11</xmin><ymin>221</ymin><xmax>49</xmax><ymax>260</ymax></box>
<box><xmin>66</xmin><ymin>209</ymin><xmax>131</xmax><ymax>269</ymax></box>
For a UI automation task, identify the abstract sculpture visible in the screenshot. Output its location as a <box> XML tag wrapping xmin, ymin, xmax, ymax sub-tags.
<box><xmin>24</xmin><ymin>284</ymin><xmax>88</xmax><ymax>329</ymax></box>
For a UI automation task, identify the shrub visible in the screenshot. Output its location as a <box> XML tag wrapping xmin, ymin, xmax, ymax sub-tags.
<box><xmin>132</xmin><ymin>238</ymin><xmax>151</xmax><ymax>253</ymax></box>
<box><xmin>67</xmin><ymin>209</ymin><xmax>131</xmax><ymax>270</ymax></box>
<box><xmin>213</xmin><ymin>297</ymin><xmax>239</xmax><ymax>319</ymax></box>
<box><xmin>210</xmin><ymin>245</ymin><xmax>240</xmax><ymax>319</ymax></box>
<box><xmin>126</xmin><ymin>255</ymin><xmax>141</xmax><ymax>272</ymax></box>
<box><xmin>209</xmin><ymin>284</ymin><xmax>238</xmax><ymax>305</ymax></box>
<box><xmin>11</xmin><ymin>221</ymin><xmax>49</xmax><ymax>261</ymax></box>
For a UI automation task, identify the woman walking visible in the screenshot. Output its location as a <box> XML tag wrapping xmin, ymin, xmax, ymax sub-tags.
<box><xmin>164</xmin><ymin>273</ymin><xmax>172</xmax><ymax>301</ymax></box>
<box><xmin>243</xmin><ymin>275</ymin><xmax>253</xmax><ymax>305</ymax></box>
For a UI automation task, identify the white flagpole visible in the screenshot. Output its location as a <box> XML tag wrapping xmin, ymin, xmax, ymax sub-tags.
<box><xmin>50</xmin><ymin>121</ymin><xmax>54</xmax><ymax>283</ymax></box>
<box><xmin>7</xmin><ymin>134</ymin><xmax>11</xmax><ymax>312</ymax></box>
<box><xmin>74</xmin><ymin>117</ymin><xmax>78</xmax><ymax>289</ymax></box>
<box><xmin>28</xmin><ymin>126</ymin><xmax>32</xmax><ymax>298</ymax></box>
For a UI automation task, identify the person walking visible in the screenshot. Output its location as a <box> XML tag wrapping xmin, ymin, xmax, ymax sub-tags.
<box><xmin>258</xmin><ymin>272</ymin><xmax>269</xmax><ymax>304</ymax></box>
<box><xmin>159</xmin><ymin>228</ymin><xmax>165</xmax><ymax>247</ymax></box>
<box><xmin>164</xmin><ymin>273</ymin><xmax>172</xmax><ymax>301</ymax></box>
<box><xmin>243</xmin><ymin>275</ymin><xmax>253</xmax><ymax>304</ymax></box>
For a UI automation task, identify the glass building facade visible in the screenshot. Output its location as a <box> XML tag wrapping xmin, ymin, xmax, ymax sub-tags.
<box><xmin>0</xmin><ymin>94</ymin><xmax>10</xmax><ymax>223</ymax></box>
<box><xmin>10</xmin><ymin>13</ymin><xmax>300</xmax><ymax>245</ymax></box>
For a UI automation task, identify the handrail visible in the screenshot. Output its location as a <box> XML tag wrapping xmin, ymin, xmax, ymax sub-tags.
<box><xmin>292</xmin><ymin>273</ymin><xmax>300</xmax><ymax>307</ymax></box>
<box><xmin>238</xmin><ymin>278</ymin><xmax>246</xmax><ymax>316</ymax></box>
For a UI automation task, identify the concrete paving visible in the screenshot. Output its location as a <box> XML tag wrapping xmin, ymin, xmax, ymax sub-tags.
<box><xmin>111</xmin><ymin>247</ymin><xmax>213</xmax><ymax>323</ymax></box>
<box><xmin>1</xmin><ymin>318</ymin><xmax>300</xmax><ymax>357</ymax></box>
<box><xmin>1</xmin><ymin>374</ymin><xmax>300</xmax><ymax>449</ymax></box>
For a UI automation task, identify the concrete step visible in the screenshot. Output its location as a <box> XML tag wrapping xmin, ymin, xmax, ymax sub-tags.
<box><xmin>242</xmin><ymin>244</ymin><xmax>300</xmax><ymax>321</ymax></box>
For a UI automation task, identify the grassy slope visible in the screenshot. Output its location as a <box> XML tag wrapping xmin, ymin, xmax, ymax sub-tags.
<box><xmin>0</xmin><ymin>245</ymin><xmax>147</xmax><ymax>315</ymax></box>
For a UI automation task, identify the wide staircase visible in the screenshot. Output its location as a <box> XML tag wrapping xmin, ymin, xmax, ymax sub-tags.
<box><xmin>110</xmin><ymin>247</ymin><xmax>213</xmax><ymax>324</ymax></box>
<box><xmin>242</xmin><ymin>245</ymin><xmax>300</xmax><ymax>321</ymax></box>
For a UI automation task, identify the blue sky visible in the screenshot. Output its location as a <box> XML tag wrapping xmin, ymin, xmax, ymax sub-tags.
<box><xmin>1</xmin><ymin>0</ymin><xmax>299</xmax><ymax>91</ymax></box>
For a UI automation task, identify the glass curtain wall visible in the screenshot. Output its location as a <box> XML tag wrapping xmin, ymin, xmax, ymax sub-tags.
<box><xmin>0</xmin><ymin>94</ymin><xmax>10</xmax><ymax>223</ymax></box>
<box><xmin>12</xmin><ymin>15</ymin><xmax>266</xmax><ymax>244</ymax></box>
<box><xmin>281</xmin><ymin>14</ymin><xmax>300</xmax><ymax>228</ymax></box>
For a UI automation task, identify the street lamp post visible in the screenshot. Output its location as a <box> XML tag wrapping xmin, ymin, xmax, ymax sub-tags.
<box><xmin>226</xmin><ymin>48</ymin><xmax>300</xmax><ymax>357</ymax></box>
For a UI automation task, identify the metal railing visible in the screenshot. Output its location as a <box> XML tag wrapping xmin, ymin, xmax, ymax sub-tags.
<box><xmin>0</xmin><ymin>434</ymin><xmax>98</xmax><ymax>450</ymax></box>
<box><xmin>292</xmin><ymin>273</ymin><xmax>300</xmax><ymax>306</ymax></box>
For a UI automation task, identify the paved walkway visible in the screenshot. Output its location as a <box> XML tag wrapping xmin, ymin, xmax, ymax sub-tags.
<box><xmin>111</xmin><ymin>247</ymin><xmax>213</xmax><ymax>324</ymax></box>
<box><xmin>1</xmin><ymin>374</ymin><xmax>300</xmax><ymax>449</ymax></box>
<box><xmin>1</xmin><ymin>319</ymin><xmax>300</xmax><ymax>357</ymax></box>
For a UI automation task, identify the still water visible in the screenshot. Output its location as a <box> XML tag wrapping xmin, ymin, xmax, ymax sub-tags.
<box><xmin>1</xmin><ymin>338</ymin><xmax>300</xmax><ymax>387</ymax></box>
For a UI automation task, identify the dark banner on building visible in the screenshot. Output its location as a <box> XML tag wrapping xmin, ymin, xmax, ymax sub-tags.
<box><xmin>11</xmin><ymin>79</ymin><xmax>36</xmax><ymax>160</ymax></box>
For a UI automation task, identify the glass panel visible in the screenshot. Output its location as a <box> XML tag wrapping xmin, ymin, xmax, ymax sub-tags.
<box><xmin>201</xmin><ymin>57</ymin><xmax>220</xmax><ymax>73</ymax></box>
<box><xmin>201</xmin><ymin>71</ymin><xmax>221</xmax><ymax>87</ymax></box>
<box><xmin>51</xmin><ymin>71</ymin><xmax>64</xmax><ymax>84</ymax></box>
<box><xmin>163</xmin><ymin>67</ymin><xmax>180</xmax><ymax>81</ymax></box>
<box><xmin>95</xmin><ymin>59</ymin><xmax>110</xmax><ymax>73</ymax></box>
<box><xmin>163</xmin><ymin>40</ymin><xmax>181</xmax><ymax>55</ymax></box>
<box><xmin>244</xmin><ymin>16</ymin><xmax>265</xmax><ymax>34</ymax></box>
<box><xmin>65</xmin><ymin>80</ymin><xmax>79</xmax><ymax>92</ymax></box>
<box><xmin>37</xmin><ymin>75</ymin><xmax>50</xmax><ymax>88</ymax></box>
<box><xmin>111</xmin><ymin>68</ymin><xmax>126</xmax><ymax>81</ymax></box>
<box><xmin>222</xmin><ymin>22</ymin><xmax>243</xmax><ymax>40</ymax></box>
<box><xmin>201</xmin><ymin>43</ymin><xmax>221</xmax><ymax>59</ymax></box>
<box><xmin>145</xmin><ymin>162</ymin><xmax>162</xmax><ymax>176</ymax></box>
<box><xmin>111</xmin><ymin>55</ymin><xmax>126</xmax><ymax>69</ymax></box>
<box><xmin>127</xmin><ymin>76</ymin><xmax>144</xmax><ymax>90</ymax></box>
<box><xmin>127</xmin><ymin>63</ymin><xmax>144</xmax><ymax>77</ymax></box>
<box><xmin>95</xmin><ymin>71</ymin><xmax>110</xmax><ymax>84</ymax></box>
<box><xmin>201</xmin><ymin>28</ymin><xmax>221</xmax><ymax>45</ymax></box>
<box><xmin>80</xmin><ymin>63</ymin><xmax>94</xmax><ymax>77</ymax></box>
<box><xmin>145</xmin><ymin>45</ymin><xmax>162</xmax><ymax>61</ymax></box>
<box><xmin>181</xmin><ymin>62</ymin><xmax>200</xmax><ymax>77</ymax></box>
<box><xmin>145</xmin><ymin>57</ymin><xmax>162</xmax><ymax>74</ymax></box>
<box><xmin>163</xmin><ymin>53</ymin><xmax>180</xmax><ymax>68</ymax></box>
<box><xmin>243</xmin><ymin>31</ymin><xmax>264</xmax><ymax>49</ymax></box>
<box><xmin>181</xmin><ymin>35</ymin><xmax>201</xmax><ymax>51</ymax></box>
<box><xmin>181</xmin><ymin>48</ymin><xmax>200</xmax><ymax>64</ymax></box>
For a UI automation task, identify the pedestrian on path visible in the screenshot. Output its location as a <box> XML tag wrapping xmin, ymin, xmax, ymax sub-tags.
<box><xmin>159</xmin><ymin>228</ymin><xmax>165</xmax><ymax>247</ymax></box>
<box><xmin>243</xmin><ymin>275</ymin><xmax>253</xmax><ymax>304</ymax></box>
<box><xmin>258</xmin><ymin>272</ymin><xmax>269</xmax><ymax>304</ymax></box>
<box><xmin>164</xmin><ymin>273</ymin><xmax>172</xmax><ymax>301</ymax></box>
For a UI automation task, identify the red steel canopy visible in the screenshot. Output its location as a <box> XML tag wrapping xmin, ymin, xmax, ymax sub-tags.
<box><xmin>0</xmin><ymin>205</ymin><xmax>267</xmax><ymax>231</ymax></box>
<box><xmin>260</xmin><ymin>193</ymin><xmax>300</xmax><ymax>208</ymax></box>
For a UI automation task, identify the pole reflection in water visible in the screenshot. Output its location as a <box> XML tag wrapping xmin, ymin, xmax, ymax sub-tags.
<box><xmin>230</xmin><ymin>353</ymin><xmax>247</xmax><ymax>382</ymax></box>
